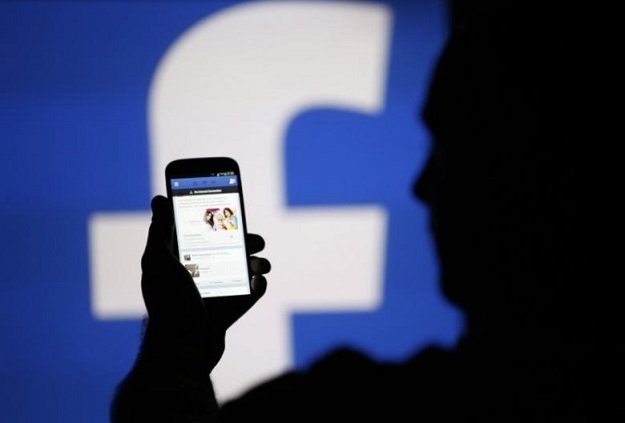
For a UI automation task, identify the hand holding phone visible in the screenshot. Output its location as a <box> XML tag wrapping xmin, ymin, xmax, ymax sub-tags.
<box><xmin>137</xmin><ymin>157</ymin><xmax>269</xmax><ymax>369</ymax></box>
<box><xmin>124</xmin><ymin>192</ymin><xmax>269</xmax><ymax>410</ymax></box>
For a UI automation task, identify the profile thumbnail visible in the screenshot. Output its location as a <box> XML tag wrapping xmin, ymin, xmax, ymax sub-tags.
<box><xmin>184</xmin><ymin>263</ymin><xmax>200</xmax><ymax>278</ymax></box>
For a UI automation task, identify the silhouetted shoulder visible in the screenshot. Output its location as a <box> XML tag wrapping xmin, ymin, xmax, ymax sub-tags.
<box><xmin>218</xmin><ymin>346</ymin><xmax>464</xmax><ymax>420</ymax></box>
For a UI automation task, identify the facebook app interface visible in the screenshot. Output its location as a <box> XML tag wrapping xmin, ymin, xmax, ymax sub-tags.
<box><xmin>170</xmin><ymin>174</ymin><xmax>250</xmax><ymax>297</ymax></box>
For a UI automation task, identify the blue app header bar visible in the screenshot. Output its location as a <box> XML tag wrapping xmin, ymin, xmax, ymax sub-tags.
<box><xmin>171</xmin><ymin>175</ymin><xmax>239</xmax><ymax>190</ymax></box>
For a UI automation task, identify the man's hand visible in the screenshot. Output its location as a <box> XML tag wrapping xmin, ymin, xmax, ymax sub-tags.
<box><xmin>139</xmin><ymin>195</ymin><xmax>270</xmax><ymax>373</ymax></box>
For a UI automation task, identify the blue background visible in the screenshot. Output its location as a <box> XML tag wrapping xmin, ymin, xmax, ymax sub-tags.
<box><xmin>0</xmin><ymin>1</ymin><xmax>462</xmax><ymax>421</ymax></box>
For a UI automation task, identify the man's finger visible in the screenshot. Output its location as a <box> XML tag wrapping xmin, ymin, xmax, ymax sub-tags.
<box><xmin>246</xmin><ymin>233</ymin><xmax>265</xmax><ymax>255</ymax></box>
<box><xmin>251</xmin><ymin>274</ymin><xmax>267</xmax><ymax>297</ymax></box>
<box><xmin>142</xmin><ymin>195</ymin><xmax>174</xmax><ymax>272</ymax></box>
<box><xmin>250</xmin><ymin>256</ymin><xmax>271</xmax><ymax>275</ymax></box>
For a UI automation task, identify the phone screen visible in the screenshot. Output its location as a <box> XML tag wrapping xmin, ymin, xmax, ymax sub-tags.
<box><xmin>169</xmin><ymin>172</ymin><xmax>251</xmax><ymax>298</ymax></box>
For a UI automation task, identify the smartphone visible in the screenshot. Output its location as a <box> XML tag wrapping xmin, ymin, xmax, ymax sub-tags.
<box><xmin>165</xmin><ymin>157</ymin><xmax>251</xmax><ymax>298</ymax></box>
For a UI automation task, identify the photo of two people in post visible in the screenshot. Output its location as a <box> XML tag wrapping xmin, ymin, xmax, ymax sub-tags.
<box><xmin>204</xmin><ymin>206</ymin><xmax>238</xmax><ymax>232</ymax></box>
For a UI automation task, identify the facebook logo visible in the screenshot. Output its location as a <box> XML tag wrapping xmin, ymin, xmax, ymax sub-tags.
<box><xmin>0</xmin><ymin>1</ymin><xmax>462</xmax><ymax>421</ymax></box>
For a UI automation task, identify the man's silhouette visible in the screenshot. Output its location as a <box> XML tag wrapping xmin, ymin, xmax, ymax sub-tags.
<box><xmin>112</xmin><ymin>2</ymin><xmax>615</xmax><ymax>421</ymax></box>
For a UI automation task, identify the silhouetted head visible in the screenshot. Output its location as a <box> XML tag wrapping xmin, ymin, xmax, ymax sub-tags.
<box><xmin>415</xmin><ymin>3</ymin><xmax>589</xmax><ymax>347</ymax></box>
